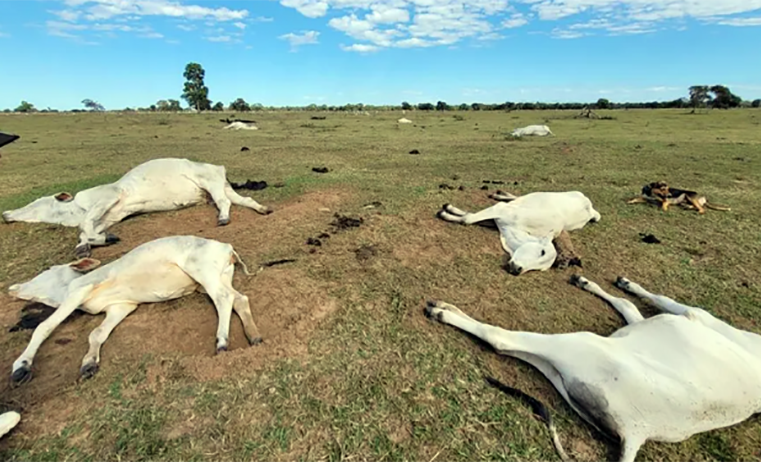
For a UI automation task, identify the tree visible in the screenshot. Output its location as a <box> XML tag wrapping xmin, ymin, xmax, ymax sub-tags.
<box><xmin>752</xmin><ymin>99</ymin><xmax>761</xmax><ymax>108</ymax></box>
<box><xmin>156</xmin><ymin>99</ymin><xmax>181</xmax><ymax>112</ymax></box>
<box><xmin>417</xmin><ymin>102</ymin><xmax>434</xmax><ymax>111</ymax></box>
<box><xmin>457</xmin><ymin>103</ymin><xmax>469</xmax><ymax>111</ymax></box>
<box><xmin>82</xmin><ymin>99</ymin><xmax>105</xmax><ymax>112</ymax></box>
<box><xmin>596</xmin><ymin>98</ymin><xmax>611</xmax><ymax>110</ymax></box>
<box><xmin>250</xmin><ymin>103</ymin><xmax>264</xmax><ymax>111</ymax></box>
<box><xmin>181</xmin><ymin>62</ymin><xmax>211</xmax><ymax>111</ymax></box>
<box><xmin>436</xmin><ymin>101</ymin><xmax>449</xmax><ymax>111</ymax></box>
<box><xmin>688</xmin><ymin>86</ymin><xmax>710</xmax><ymax>113</ymax></box>
<box><xmin>211</xmin><ymin>102</ymin><xmax>224</xmax><ymax>112</ymax></box>
<box><xmin>471</xmin><ymin>103</ymin><xmax>481</xmax><ymax>111</ymax></box>
<box><xmin>401</xmin><ymin>101</ymin><xmax>412</xmax><ymax>111</ymax></box>
<box><xmin>229</xmin><ymin>98</ymin><xmax>250</xmax><ymax>111</ymax></box>
<box><xmin>709</xmin><ymin>85</ymin><xmax>741</xmax><ymax>109</ymax></box>
<box><xmin>14</xmin><ymin>101</ymin><xmax>36</xmax><ymax>113</ymax></box>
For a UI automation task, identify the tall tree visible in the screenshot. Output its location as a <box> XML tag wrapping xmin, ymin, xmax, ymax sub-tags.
<box><xmin>401</xmin><ymin>101</ymin><xmax>412</xmax><ymax>110</ymax></box>
<box><xmin>229</xmin><ymin>98</ymin><xmax>250</xmax><ymax>111</ymax></box>
<box><xmin>436</xmin><ymin>101</ymin><xmax>449</xmax><ymax>111</ymax></box>
<box><xmin>596</xmin><ymin>98</ymin><xmax>611</xmax><ymax>110</ymax></box>
<box><xmin>14</xmin><ymin>101</ymin><xmax>36</xmax><ymax>113</ymax></box>
<box><xmin>752</xmin><ymin>99</ymin><xmax>761</xmax><ymax>108</ymax></box>
<box><xmin>688</xmin><ymin>86</ymin><xmax>710</xmax><ymax>113</ymax></box>
<box><xmin>709</xmin><ymin>85</ymin><xmax>741</xmax><ymax>109</ymax></box>
<box><xmin>82</xmin><ymin>99</ymin><xmax>105</xmax><ymax>111</ymax></box>
<box><xmin>211</xmin><ymin>102</ymin><xmax>224</xmax><ymax>112</ymax></box>
<box><xmin>182</xmin><ymin>62</ymin><xmax>211</xmax><ymax>111</ymax></box>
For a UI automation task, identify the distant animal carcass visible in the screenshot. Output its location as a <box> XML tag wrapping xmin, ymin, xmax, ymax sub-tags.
<box><xmin>223</xmin><ymin>121</ymin><xmax>258</xmax><ymax>130</ymax></box>
<box><xmin>397</xmin><ymin>118</ymin><xmax>413</xmax><ymax>124</ymax></box>
<box><xmin>511</xmin><ymin>124</ymin><xmax>553</xmax><ymax>137</ymax></box>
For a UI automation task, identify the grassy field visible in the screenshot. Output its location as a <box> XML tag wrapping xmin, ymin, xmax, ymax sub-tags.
<box><xmin>0</xmin><ymin>109</ymin><xmax>760</xmax><ymax>462</ymax></box>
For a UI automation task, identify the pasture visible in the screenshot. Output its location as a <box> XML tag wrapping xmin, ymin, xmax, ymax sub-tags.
<box><xmin>0</xmin><ymin>109</ymin><xmax>760</xmax><ymax>461</ymax></box>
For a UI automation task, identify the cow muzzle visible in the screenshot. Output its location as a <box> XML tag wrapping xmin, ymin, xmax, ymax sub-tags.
<box><xmin>1</xmin><ymin>212</ymin><xmax>12</xmax><ymax>223</ymax></box>
<box><xmin>505</xmin><ymin>262</ymin><xmax>523</xmax><ymax>276</ymax></box>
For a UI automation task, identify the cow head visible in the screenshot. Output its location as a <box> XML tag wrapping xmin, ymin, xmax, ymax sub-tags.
<box><xmin>8</xmin><ymin>258</ymin><xmax>101</xmax><ymax>307</ymax></box>
<box><xmin>2</xmin><ymin>192</ymin><xmax>85</xmax><ymax>226</ymax></box>
<box><xmin>504</xmin><ymin>235</ymin><xmax>557</xmax><ymax>276</ymax></box>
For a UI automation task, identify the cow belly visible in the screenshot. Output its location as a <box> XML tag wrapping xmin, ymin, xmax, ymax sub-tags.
<box><xmin>121</xmin><ymin>181</ymin><xmax>205</xmax><ymax>215</ymax></box>
<box><xmin>82</xmin><ymin>265</ymin><xmax>198</xmax><ymax>312</ymax></box>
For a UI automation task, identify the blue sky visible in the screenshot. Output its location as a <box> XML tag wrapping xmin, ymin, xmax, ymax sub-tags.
<box><xmin>1</xmin><ymin>0</ymin><xmax>761</xmax><ymax>109</ymax></box>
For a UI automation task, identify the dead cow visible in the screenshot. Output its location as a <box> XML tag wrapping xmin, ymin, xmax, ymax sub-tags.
<box><xmin>511</xmin><ymin>124</ymin><xmax>553</xmax><ymax>137</ymax></box>
<box><xmin>437</xmin><ymin>191</ymin><xmax>599</xmax><ymax>275</ymax></box>
<box><xmin>8</xmin><ymin>236</ymin><xmax>261</xmax><ymax>384</ymax></box>
<box><xmin>0</xmin><ymin>411</ymin><xmax>20</xmax><ymax>439</ymax></box>
<box><xmin>426</xmin><ymin>275</ymin><xmax>761</xmax><ymax>462</ymax></box>
<box><xmin>2</xmin><ymin>158</ymin><xmax>272</xmax><ymax>258</ymax></box>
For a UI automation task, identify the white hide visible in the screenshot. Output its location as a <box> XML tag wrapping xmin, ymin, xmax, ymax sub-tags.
<box><xmin>437</xmin><ymin>191</ymin><xmax>600</xmax><ymax>274</ymax></box>
<box><xmin>511</xmin><ymin>124</ymin><xmax>553</xmax><ymax>137</ymax></box>
<box><xmin>223</xmin><ymin>121</ymin><xmax>258</xmax><ymax>130</ymax></box>
<box><xmin>427</xmin><ymin>276</ymin><xmax>761</xmax><ymax>462</ymax></box>
<box><xmin>397</xmin><ymin>118</ymin><xmax>413</xmax><ymax>124</ymax></box>
<box><xmin>2</xmin><ymin>158</ymin><xmax>270</xmax><ymax>256</ymax></box>
<box><xmin>0</xmin><ymin>411</ymin><xmax>20</xmax><ymax>439</ymax></box>
<box><xmin>8</xmin><ymin>236</ymin><xmax>260</xmax><ymax>384</ymax></box>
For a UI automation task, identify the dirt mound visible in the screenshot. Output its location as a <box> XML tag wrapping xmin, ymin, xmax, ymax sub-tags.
<box><xmin>0</xmin><ymin>189</ymin><xmax>347</xmax><ymax>409</ymax></box>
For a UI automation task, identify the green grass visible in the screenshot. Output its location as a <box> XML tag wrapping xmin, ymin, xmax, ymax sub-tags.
<box><xmin>0</xmin><ymin>109</ymin><xmax>760</xmax><ymax>461</ymax></box>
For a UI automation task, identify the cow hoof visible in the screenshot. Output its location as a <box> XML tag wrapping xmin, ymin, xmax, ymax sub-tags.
<box><xmin>261</xmin><ymin>207</ymin><xmax>273</xmax><ymax>215</ymax></box>
<box><xmin>11</xmin><ymin>364</ymin><xmax>32</xmax><ymax>386</ymax></box>
<box><xmin>216</xmin><ymin>345</ymin><xmax>228</xmax><ymax>354</ymax></box>
<box><xmin>218</xmin><ymin>218</ymin><xmax>230</xmax><ymax>227</ymax></box>
<box><xmin>105</xmin><ymin>234</ymin><xmax>120</xmax><ymax>245</ymax></box>
<box><xmin>569</xmin><ymin>274</ymin><xmax>587</xmax><ymax>288</ymax></box>
<box><xmin>75</xmin><ymin>244</ymin><xmax>92</xmax><ymax>259</ymax></box>
<box><xmin>569</xmin><ymin>257</ymin><xmax>582</xmax><ymax>268</ymax></box>
<box><xmin>80</xmin><ymin>362</ymin><xmax>99</xmax><ymax>379</ymax></box>
<box><xmin>424</xmin><ymin>301</ymin><xmax>439</xmax><ymax>318</ymax></box>
<box><xmin>615</xmin><ymin>277</ymin><xmax>630</xmax><ymax>290</ymax></box>
<box><xmin>1</xmin><ymin>212</ymin><xmax>11</xmax><ymax>223</ymax></box>
<box><xmin>249</xmin><ymin>337</ymin><xmax>263</xmax><ymax>346</ymax></box>
<box><xmin>436</xmin><ymin>210</ymin><xmax>446</xmax><ymax>220</ymax></box>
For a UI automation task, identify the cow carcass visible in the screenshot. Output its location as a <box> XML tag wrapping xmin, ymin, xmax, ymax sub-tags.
<box><xmin>8</xmin><ymin>236</ymin><xmax>260</xmax><ymax>384</ymax></box>
<box><xmin>511</xmin><ymin>124</ymin><xmax>553</xmax><ymax>137</ymax></box>
<box><xmin>2</xmin><ymin>158</ymin><xmax>272</xmax><ymax>258</ymax></box>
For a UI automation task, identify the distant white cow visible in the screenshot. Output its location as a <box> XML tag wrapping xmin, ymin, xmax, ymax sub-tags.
<box><xmin>2</xmin><ymin>158</ymin><xmax>271</xmax><ymax>258</ymax></box>
<box><xmin>0</xmin><ymin>411</ymin><xmax>20</xmax><ymax>439</ymax></box>
<box><xmin>511</xmin><ymin>124</ymin><xmax>553</xmax><ymax>137</ymax></box>
<box><xmin>427</xmin><ymin>275</ymin><xmax>761</xmax><ymax>462</ymax></box>
<box><xmin>223</xmin><ymin>121</ymin><xmax>258</xmax><ymax>130</ymax></box>
<box><xmin>437</xmin><ymin>191</ymin><xmax>600</xmax><ymax>275</ymax></box>
<box><xmin>397</xmin><ymin>118</ymin><xmax>413</xmax><ymax>124</ymax></box>
<box><xmin>8</xmin><ymin>236</ymin><xmax>260</xmax><ymax>384</ymax></box>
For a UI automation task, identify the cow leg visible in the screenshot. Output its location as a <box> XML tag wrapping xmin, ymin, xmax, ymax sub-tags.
<box><xmin>438</xmin><ymin>204</ymin><xmax>503</xmax><ymax>226</ymax></box>
<box><xmin>618</xmin><ymin>437</ymin><xmax>645</xmax><ymax>462</ymax></box>
<box><xmin>224</xmin><ymin>184</ymin><xmax>271</xmax><ymax>215</ymax></box>
<box><xmin>76</xmin><ymin>195</ymin><xmax>121</xmax><ymax>257</ymax></box>
<box><xmin>425</xmin><ymin>300</ymin><xmax>552</xmax><ymax>357</ymax></box>
<box><xmin>571</xmin><ymin>276</ymin><xmax>644</xmax><ymax>324</ymax></box>
<box><xmin>231</xmin><ymin>290</ymin><xmax>262</xmax><ymax>345</ymax></box>
<box><xmin>11</xmin><ymin>285</ymin><xmax>93</xmax><ymax>384</ymax></box>
<box><xmin>614</xmin><ymin>278</ymin><xmax>692</xmax><ymax>315</ymax></box>
<box><xmin>204</xmin><ymin>183</ymin><xmax>234</xmax><ymax>226</ymax></box>
<box><xmin>80</xmin><ymin>303</ymin><xmax>137</xmax><ymax>378</ymax></box>
<box><xmin>179</xmin><ymin>260</ymin><xmax>242</xmax><ymax>352</ymax></box>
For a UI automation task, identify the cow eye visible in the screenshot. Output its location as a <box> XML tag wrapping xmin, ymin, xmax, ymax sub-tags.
<box><xmin>541</xmin><ymin>250</ymin><xmax>546</xmax><ymax>256</ymax></box>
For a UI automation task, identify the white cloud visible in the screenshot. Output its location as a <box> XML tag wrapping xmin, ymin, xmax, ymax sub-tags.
<box><xmin>253</xmin><ymin>16</ymin><xmax>275</xmax><ymax>22</ymax></box>
<box><xmin>177</xmin><ymin>24</ymin><xmax>195</xmax><ymax>31</ymax></box>
<box><xmin>502</xmin><ymin>13</ymin><xmax>527</xmax><ymax>28</ymax></box>
<box><xmin>57</xmin><ymin>0</ymin><xmax>248</xmax><ymax>22</ymax></box>
<box><xmin>233</xmin><ymin>21</ymin><xmax>246</xmax><ymax>29</ymax></box>
<box><xmin>206</xmin><ymin>34</ymin><xmax>231</xmax><ymax>42</ymax></box>
<box><xmin>280</xmin><ymin>0</ymin><xmax>761</xmax><ymax>50</ymax></box>
<box><xmin>0</xmin><ymin>32</ymin><xmax>9</xmax><ymax>38</ymax></box>
<box><xmin>717</xmin><ymin>16</ymin><xmax>761</xmax><ymax>26</ymax></box>
<box><xmin>340</xmin><ymin>43</ymin><xmax>380</xmax><ymax>52</ymax></box>
<box><xmin>279</xmin><ymin>30</ymin><xmax>320</xmax><ymax>49</ymax></box>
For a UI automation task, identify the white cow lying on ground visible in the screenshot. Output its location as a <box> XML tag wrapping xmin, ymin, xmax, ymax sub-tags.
<box><xmin>437</xmin><ymin>191</ymin><xmax>600</xmax><ymax>275</ymax></box>
<box><xmin>511</xmin><ymin>124</ymin><xmax>553</xmax><ymax>137</ymax></box>
<box><xmin>2</xmin><ymin>158</ymin><xmax>272</xmax><ymax>258</ymax></box>
<box><xmin>223</xmin><ymin>121</ymin><xmax>258</xmax><ymax>130</ymax></box>
<box><xmin>8</xmin><ymin>236</ymin><xmax>261</xmax><ymax>384</ymax></box>
<box><xmin>427</xmin><ymin>275</ymin><xmax>761</xmax><ymax>462</ymax></box>
<box><xmin>0</xmin><ymin>411</ymin><xmax>20</xmax><ymax>439</ymax></box>
<box><xmin>397</xmin><ymin>118</ymin><xmax>413</xmax><ymax>124</ymax></box>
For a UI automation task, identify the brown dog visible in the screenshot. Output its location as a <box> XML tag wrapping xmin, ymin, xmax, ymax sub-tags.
<box><xmin>627</xmin><ymin>181</ymin><xmax>730</xmax><ymax>214</ymax></box>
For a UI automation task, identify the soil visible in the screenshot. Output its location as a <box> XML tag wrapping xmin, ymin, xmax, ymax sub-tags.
<box><xmin>0</xmin><ymin>189</ymin><xmax>347</xmax><ymax>417</ymax></box>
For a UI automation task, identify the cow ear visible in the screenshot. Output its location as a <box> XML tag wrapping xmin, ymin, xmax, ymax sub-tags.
<box><xmin>69</xmin><ymin>258</ymin><xmax>101</xmax><ymax>273</ymax></box>
<box><xmin>55</xmin><ymin>192</ymin><xmax>74</xmax><ymax>202</ymax></box>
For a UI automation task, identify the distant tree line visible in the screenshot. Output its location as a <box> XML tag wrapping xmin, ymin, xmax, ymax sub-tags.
<box><xmin>4</xmin><ymin>71</ymin><xmax>759</xmax><ymax>114</ymax></box>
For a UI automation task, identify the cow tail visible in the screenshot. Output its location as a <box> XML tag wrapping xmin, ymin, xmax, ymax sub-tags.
<box><xmin>484</xmin><ymin>376</ymin><xmax>572</xmax><ymax>462</ymax></box>
<box><xmin>231</xmin><ymin>249</ymin><xmax>252</xmax><ymax>276</ymax></box>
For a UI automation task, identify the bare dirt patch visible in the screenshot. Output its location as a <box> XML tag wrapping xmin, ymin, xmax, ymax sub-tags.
<box><xmin>0</xmin><ymin>189</ymin><xmax>348</xmax><ymax>420</ymax></box>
